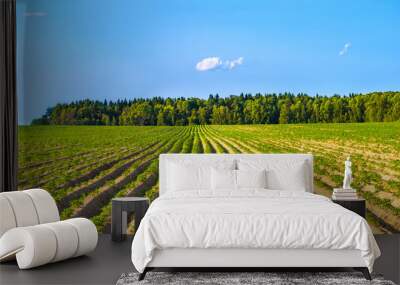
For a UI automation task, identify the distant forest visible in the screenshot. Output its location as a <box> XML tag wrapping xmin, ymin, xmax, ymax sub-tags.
<box><xmin>32</xmin><ymin>92</ymin><xmax>400</xmax><ymax>126</ymax></box>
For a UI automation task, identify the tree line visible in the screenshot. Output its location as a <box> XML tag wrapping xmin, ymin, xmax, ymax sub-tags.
<box><xmin>31</xmin><ymin>91</ymin><xmax>400</xmax><ymax>126</ymax></box>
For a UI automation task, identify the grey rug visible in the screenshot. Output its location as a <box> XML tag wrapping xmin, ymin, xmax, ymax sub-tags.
<box><xmin>116</xmin><ymin>272</ymin><xmax>396</xmax><ymax>285</ymax></box>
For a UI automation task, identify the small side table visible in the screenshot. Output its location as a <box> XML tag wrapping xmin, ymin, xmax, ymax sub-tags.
<box><xmin>111</xmin><ymin>197</ymin><xmax>149</xmax><ymax>242</ymax></box>
<box><xmin>332</xmin><ymin>198</ymin><xmax>366</xmax><ymax>218</ymax></box>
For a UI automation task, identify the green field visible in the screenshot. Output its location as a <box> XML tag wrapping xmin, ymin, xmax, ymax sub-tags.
<box><xmin>18</xmin><ymin>122</ymin><xmax>400</xmax><ymax>233</ymax></box>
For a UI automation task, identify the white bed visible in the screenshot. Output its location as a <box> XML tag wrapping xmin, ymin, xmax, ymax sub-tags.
<box><xmin>131</xmin><ymin>154</ymin><xmax>380</xmax><ymax>280</ymax></box>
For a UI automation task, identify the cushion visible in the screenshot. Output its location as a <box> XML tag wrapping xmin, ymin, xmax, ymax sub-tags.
<box><xmin>167</xmin><ymin>159</ymin><xmax>235</xmax><ymax>191</ymax></box>
<box><xmin>0</xmin><ymin>192</ymin><xmax>39</xmax><ymax>227</ymax></box>
<box><xmin>211</xmin><ymin>168</ymin><xmax>236</xmax><ymax>191</ymax></box>
<box><xmin>238</xmin><ymin>159</ymin><xmax>307</xmax><ymax>191</ymax></box>
<box><xmin>167</xmin><ymin>162</ymin><xmax>210</xmax><ymax>191</ymax></box>
<box><xmin>0</xmin><ymin>196</ymin><xmax>17</xmax><ymax>237</ymax></box>
<box><xmin>24</xmin><ymin>189</ymin><xmax>60</xmax><ymax>224</ymax></box>
<box><xmin>0</xmin><ymin>189</ymin><xmax>60</xmax><ymax>238</ymax></box>
<box><xmin>64</xmin><ymin>218</ymin><xmax>98</xmax><ymax>257</ymax></box>
<box><xmin>236</xmin><ymin>169</ymin><xmax>267</xmax><ymax>189</ymax></box>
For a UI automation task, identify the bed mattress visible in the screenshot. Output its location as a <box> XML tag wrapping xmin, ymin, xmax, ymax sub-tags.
<box><xmin>131</xmin><ymin>190</ymin><xmax>380</xmax><ymax>273</ymax></box>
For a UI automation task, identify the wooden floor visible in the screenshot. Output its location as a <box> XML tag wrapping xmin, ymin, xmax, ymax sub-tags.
<box><xmin>0</xmin><ymin>234</ymin><xmax>399</xmax><ymax>285</ymax></box>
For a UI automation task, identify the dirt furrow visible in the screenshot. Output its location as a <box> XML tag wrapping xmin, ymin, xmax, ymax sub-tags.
<box><xmin>191</xmin><ymin>132</ymin><xmax>204</xmax><ymax>153</ymax></box>
<box><xmin>201</xmin><ymin>126</ymin><xmax>219</xmax><ymax>153</ymax></box>
<box><xmin>202</xmin><ymin>127</ymin><xmax>233</xmax><ymax>153</ymax></box>
<box><xmin>57</xmin><ymin>143</ymin><xmax>163</xmax><ymax>210</ymax></box>
<box><xmin>257</xmin><ymin>137</ymin><xmax>400</xmax><ymax>194</ymax></box>
<box><xmin>102</xmin><ymin>174</ymin><xmax>158</xmax><ymax>234</ymax></box>
<box><xmin>18</xmin><ymin>148</ymin><xmax>130</xmax><ymax>188</ymax></box>
<box><xmin>233</xmin><ymin>135</ymin><xmax>399</xmax><ymax>232</ymax></box>
<box><xmin>205</xmin><ymin>127</ymin><xmax>243</xmax><ymax>153</ymax></box>
<box><xmin>213</xmin><ymin>133</ymin><xmax>255</xmax><ymax>153</ymax></box>
<box><xmin>260</xmin><ymin>137</ymin><xmax>400</xmax><ymax>179</ymax></box>
<box><xmin>19</xmin><ymin>150</ymin><xmax>94</xmax><ymax>170</ymax></box>
<box><xmin>228</xmin><ymin>138</ymin><xmax>259</xmax><ymax>153</ymax></box>
<box><xmin>55</xmin><ymin>142</ymin><xmax>159</xmax><ymax>190</ymax></box>
<box><xmin>72</xmin><ymin>158</ymin><xmax>155</xmax><ymax>218</ymax></box>
<box><xmin>71</xmin><ymin>137</ymin><xmax>178</xmax><ymax>219</ymax></box>
<box><xmin>181</xmin><ymin>130</ymin><xmax>195</xmax><ymax>153</ymax></box>
<box><xmin>198</xmin><ymin>129</ymin><xmax>213</xmax><ymax>153</ymax></box>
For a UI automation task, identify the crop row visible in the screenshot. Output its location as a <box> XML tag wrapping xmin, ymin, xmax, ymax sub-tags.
<box><xmin>18</xmin><ymin>123</ymin><xmax>399</xmax><ymax>234</ymax></box>
<box><xmin>207</xmin><ymin>124</ymin><xmax>400</xmax><ymax>233</ymax></box>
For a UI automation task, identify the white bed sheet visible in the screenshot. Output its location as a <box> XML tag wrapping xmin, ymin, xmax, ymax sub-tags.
<box><xmin>131</xmin><ymin>190</ymin><xmax>380</xmax><ymax>273</ymax></box>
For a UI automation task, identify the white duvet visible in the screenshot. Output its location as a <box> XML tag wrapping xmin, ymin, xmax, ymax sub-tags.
<box><xmin>131</xmin><ymin>190</ymin><xmax>380</xmax><ymax>273</ymax></box>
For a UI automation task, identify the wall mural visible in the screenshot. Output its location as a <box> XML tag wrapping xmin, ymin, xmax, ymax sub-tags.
<box><xmin>17</xmin><ymin>0</ymin><xmax>400</xmax><ymax>233</ymax></box>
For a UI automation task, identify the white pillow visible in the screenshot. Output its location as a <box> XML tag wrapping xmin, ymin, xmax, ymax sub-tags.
<box><xmin>211</xmin><ymin>168</ymin><xmax>236</xmax><ymax>191</ymax></box>
<box><xmin>167</xmin><ymin>159</ymin><xmax>236</xmax><ymax>192</ymax></box>
<box><xmin>167</xmin><ymin>162</ymin><xmax>210</xmax><ymax>191</ymax></box>
<box><xmin>236</xmin><ymin>169</ymin><xmax>267</xmax><ymax>189</ymax></box>
<box><xmin>238</xmin><ymin>159</ymin><xmax>307</xmax><ymax>191</ymax></box>
<box><xmin>267</xmin><ymin>161</ymin><xmax>306</xmax><ymax>191</ymax></box>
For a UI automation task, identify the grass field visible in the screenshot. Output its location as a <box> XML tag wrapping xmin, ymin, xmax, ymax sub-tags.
<box><xmin>18</xmin><ymin>122</ymin><xmax>400</xmax><ymax>233</ymax></box>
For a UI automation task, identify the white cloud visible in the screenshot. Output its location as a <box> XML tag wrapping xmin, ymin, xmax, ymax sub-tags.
<box><xmin>196</xmin><ymin>57</ymin><xmax>222</xmax><ymax>71</ymax></box>
<box><xmin>225</xmin><ymin>57</ymin><xmax>244</xmax><ymax>69</ymax></box>
<box><xmin>339</xmin><ymin>42</ymin><xmax>351</xmax><ymax>56</ymax></box>
<box><xmin>196</xmin><ymin>56</ymin><xmax>244</xmax><ymax>71</ymax></box>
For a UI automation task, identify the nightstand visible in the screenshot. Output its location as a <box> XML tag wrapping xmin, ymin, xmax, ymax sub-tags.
<box><xmin>111</xmin><ymin>197</ymin><xmax>149</xmax><ymax>242</ymax></box>
<box><xmin>332</xmin><ymin>198</ymin><xmax>366</xmax><ymax>218</ymax></box>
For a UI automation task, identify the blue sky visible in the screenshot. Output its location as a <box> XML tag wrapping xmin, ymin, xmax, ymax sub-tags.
<box><xmin>17</xmin><ymin>0</ymin><xmax>400</xmax><ymax>124</ymax></box>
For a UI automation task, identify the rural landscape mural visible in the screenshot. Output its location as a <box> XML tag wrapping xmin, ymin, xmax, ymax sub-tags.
<box><xmin>17</xmin><ymin>0</ymin><xmax>400</xmax><ymax>233</ymax></box>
